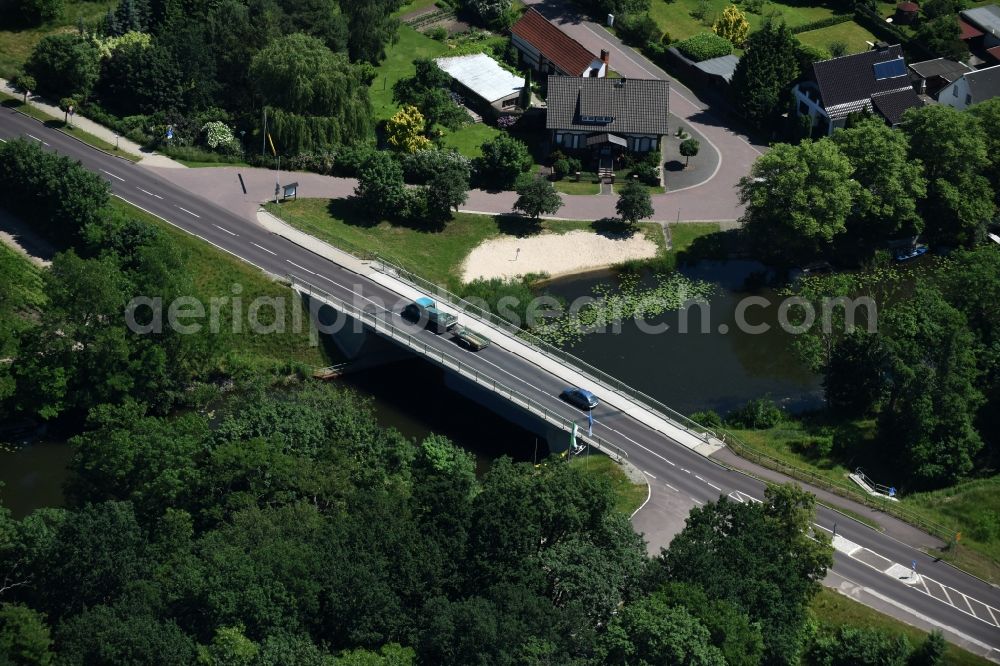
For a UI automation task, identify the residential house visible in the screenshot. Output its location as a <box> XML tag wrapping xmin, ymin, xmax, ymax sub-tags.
<box><xmin>793</xmin><ymin>44</ymin><xmax>922</xmax><ymax>134</ymax></box>
<box><xmin>435</xmin><ymin>53</ymin><xmax>525</xmax><ymax>118</ymax></box>
<box><xmin>545</xmin><ymin>75</ymin><xmax>669</xmax><ymax>157</ymax></box>
<box><xmin>938</xmin><ymin>63</ymin><xmax>1000</xmax><ymax>109</ymax></box>
<box><xmin>909</xmin><ymin>57</ymin><xmax>973</xmax><ymax>98</ymax></box>
<box><xmin>959</xmin><ymin>5</ymin><xmax>1000</xmax><ymax>65</ymax></box>
<box><xmin>511</xmin><ymin>8</ymin><xmax>608</xmax><ymax>77</ymax></box>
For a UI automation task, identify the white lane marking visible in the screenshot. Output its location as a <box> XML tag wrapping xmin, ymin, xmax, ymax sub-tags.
<box><xmin>286</xmin><ymin>259</ymin><xmax>315</xmax><ymax>274</ymax></box>
<box><xmin>831</xmin><ymin>572</ymin><xmax>999</xmax><ymax>654</ymax></box>
<box><xmin>176</xmin><ymin>206</ymin><xmax>200</xmax><ymax>218</ymax></box>
<box><xmin>251</xmin><ymin>242</ymin><xmax>276</xmax><ymax>256</ymax></box>
<box><xmin>958</xmin><ymin>591</ymin><xmax>975</xmax><ymax>616</ymax></box>
<box><xmin>663</xmin><ymin>458</ymin><xmax>675</xmax><ymax>466</ymax></box>
<box><xmin>691</xmin><ymin>498</ymin><xmax>703</xmax><ymax>505</ymax></box>
<box><xmin>0</xmin><ymin>137</ymin><xmax>6</xmax><ymax>142</ymax></box>
<box><xmin>681</xmin><ymin>468</ymin><xmax>691</xmax><ymax>474</ymax></box>
<box><xmin>213</xmin><ymin>224</ymin><xmax>237</xmax><ymax>236</ymax></box>
<box><xmin>942</xmin><ymin>585</ymin><xmax>954</xmax><ymax>606</ymax></box>
<box><xmin>631</xmin><ymin>480</ymin><xmax>652</xmax><ymax>519</ymax></box>
<box><xmin>987</xmin><ymin>603</ymin><xmax>998</xmax><ymax>626</ymax></box>
<box><xmin>664</xmin><ymin>482</ymin><xmax>679</xmax><ymax>492</ymax></box>
<box><xmin>316</xmin><ymin>274</ymin><xmax>342</xmax><ymax>286</ymax></box>
<box><xmin>643</xmin><ymin>471</ymin><xmax>656</xmax><ymax>479</ymax></box>
<box><xmin>101</xmin><ymin>168</ymin><xmax>125</xmax><ymax>181</ymax></box>
<box><xmin>695</xmin><ymin>475</ymin><xmax>722</xmax><ymax>492</ymax></box>
<box><xmin>138</xmin><ymin>187</ymin><xmax>163</xmax><ymax>199</ymax></box>
<box><xmin>26</xmin><ymin>133</ymin><xmax>48</xmax><ymax>146</ymax></box>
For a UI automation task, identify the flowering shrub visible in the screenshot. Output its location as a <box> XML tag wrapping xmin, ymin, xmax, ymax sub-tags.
<box><xmin>497</xmin><ymin>114</ymin><xmax>518</xmax><ymax>129</ymax></box>
<box><xmin>201</xmin><ymin>121</ymin><xmax>235</xmax><ymax>149</ymax></box>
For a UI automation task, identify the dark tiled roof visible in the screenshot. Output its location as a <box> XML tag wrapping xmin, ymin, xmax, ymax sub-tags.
<box><xmin>511</xmin><ymin>8</ymin><xmax>597</xmax><ymax>76</ymax></box>
<box><xmin>959</xmin><ymin>17</ymin><xmax>984</xmax><ymax>39</ymax></box>
<box><xmin>545</xmin><ymin>76</ymin><xmax>670</xmax><ymax>135</ymax></box>
<box><xmin>871</xmin><ymin>87</ymin><xmax>922</xmax><ymax>124</ymax></box>
<box><xmin>909</xmin><ymin>57</ymin><xmax>972</xmax><ymax>82</ymax></box>
<box><xmin>812</xmin><ymin>45</ymin><xmax>911</xmax><ymax>112</ymax></box>
<box><xmin>961</xmin><ymin>5</ymin><xmax>1000</xmax><ymax>38</ymax></box>
<box><xmin>966</xmin><ymin>64</ymin><xmax>1000</xmax><ymax>104</ymax></box>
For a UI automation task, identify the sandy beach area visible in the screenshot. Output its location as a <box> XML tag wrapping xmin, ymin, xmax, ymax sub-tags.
<box><xmin>461</xmin><ymin>229</ymin><xmax>658</xmax><ymax>283</ymax></box>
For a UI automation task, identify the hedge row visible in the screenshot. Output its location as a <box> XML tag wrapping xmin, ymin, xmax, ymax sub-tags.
<box><xmin>673</xmin><ymin>32</ymin><xmax>733</xmax><ymax>62</ymax></box>
<box><xmin>790</xmin><ymin>13</ymin><xmax>853</xmax><ymax>34</ymax></box>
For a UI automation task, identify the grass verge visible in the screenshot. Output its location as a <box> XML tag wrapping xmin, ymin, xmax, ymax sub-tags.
<box><xmin>0</xmin><ymin>94</ymin><xmax>141</xmax><ymax>161</ymax></box>
<box><xmin>110</xmin><ymin>198</ymin><xmax>328</xmax><ymax>368</ymax></box>
<box><xmin>265</xmin><ymin>198</ymin><xmax>667</xmax><ymax>289</ymax></box>
<box><xmin>810</xmin><ymin>588</ymin><xmax>994</xmax><ymax>666</ymax></box>
<box><xmin>569</xmin><ymin>453</ymin><xmax>647</xmax><ymax>515</ymax></box>
<box><xmin>727</xmin><ymin>415</ymin><xmax>1000</xmax><ymax>582</ymax></box>
<box><xmin>0</xmin><ymin>0</ymin><xmax>114</xmax><ymax>79</ymax></box>
<box><xmin>552</xmin><ymin>177</ymin><xmax>602</xmax><ymax>195</ymax></box>
<box><xmin>0</xmin><ymin>241</ymin><xmax>45</xmax><ymax>307</ymax></box>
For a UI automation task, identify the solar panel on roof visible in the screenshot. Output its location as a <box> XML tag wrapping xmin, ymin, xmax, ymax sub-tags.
<box><xmin>873</xmin><ymin>58</ymin><xmax>907</xmax><ymax>80</ymax></box>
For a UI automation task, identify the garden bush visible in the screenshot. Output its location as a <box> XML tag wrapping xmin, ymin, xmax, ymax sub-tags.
<box><xmin>727</xmin><ymin>396</ymin><xmax>783</xmax><ymax>429</ymax></box>
<box><xmin>790</xmin><ymin>13</ymin><xmax>852</xmax><ymax>34</ymax></box>
<box><xmin>673</xmin><ymin>32</ymin><xmax>733</xmax><ymax>62</ymax></box>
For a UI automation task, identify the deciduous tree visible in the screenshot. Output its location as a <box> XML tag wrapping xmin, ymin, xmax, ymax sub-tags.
<box><xmin>738</xmin><ymin>139</ymin><xmax>858</xmax><ymax>262</ymax></box>
<box><xmin>679</xmin><ymin>138</ymin><xmax>700</xmax><ymax>166</ymax></box>
<box><xmin>385</xmin><ymin>105</ymin><xmax>431</xmax><ymax>153</ymax></box>
<box><xmin>903</xmin><ymin>105</ymin><xmax>994</xmax><ymax>246</ymax></box>
<box><xmin>25</xmin><ymin>34</ymin><xmax>100</xmax><ymax>99</ymax></box>
<box><xmin>475</xmin><ymin>134</ymin><xmax>533</xmax><ymax>190</ymax></box>
<box><xmin>713</xmin><ymin>4</ymin><xmax>750</xmax><ymax>46</ymax></box>
<box><xmin>616</xmin><ymin>179</ymin><xmax>654</xmax><ymax>226</ymax></box>
<box><xmin>353</xmin><ymin>151</ymin><xmax>407</xmax><ymax>220</ymax></box>
<box><xmin>512</xmin><ymin>175</ymin><xmax>562</xmax><ymax>220</ymax></box>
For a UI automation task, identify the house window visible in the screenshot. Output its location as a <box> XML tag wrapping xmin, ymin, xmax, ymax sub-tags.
<box><xmin>555</xmin><ymin>133</ymin><xmax>563</xmax><ymax>146</ymax></box>
<box><xmin>953</xmin><ymin>86</ymin><xmax>958</xmax><ymax>97</ymax></box>
<box><xmin>638</xmin><ymin>137</ymin><xmax>649</xmax><ymax>151</ymax></box>
<box><xmin>966</xmin><ymin>94</ymin><xmax>972</xmax><ymax>105</ymax></box>
<box><xmin>650</xmin><ymin>138</ymin><xmax>658</xmax><ymax>151</ymax></box>
<box><xmin>502</xmin><ymin>97</ymin><xmax>516</xmax><ymax>108</ymax></box>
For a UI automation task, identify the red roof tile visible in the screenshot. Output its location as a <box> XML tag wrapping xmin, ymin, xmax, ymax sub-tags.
<box><xmin>511</xmin><ymin>8</ymin><xmax>597</xmax><ymax>76</ymax></box>
<box><xmin>987</xmin><ymin>45</ymin><xmax>1000</xmax><ymax>62</ymax></box>
<box><xmin>960</xmin><ymin>17</ymin><xmax>984</xmax><ymax>40</ymax></box>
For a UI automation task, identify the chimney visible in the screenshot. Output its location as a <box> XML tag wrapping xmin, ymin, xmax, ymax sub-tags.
<box><xmin>600</xmin><ymin>49</ymin><xmax>610</xmax><ymax>65</ymax></box>
<box><xmin>875</xmin><ymin>40</ymin><xmax>890</xmax><ymax>51</ymax></box>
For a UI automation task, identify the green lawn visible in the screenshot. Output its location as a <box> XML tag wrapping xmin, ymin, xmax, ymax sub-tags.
<box><xmin>394</xmin><ymin>0</ymin><xmax>438</xmax><ymax>17</ymax></box>
<box><xmin>438</xmin><ymin>122</ymin><xmax>501</xmax><ymax>158</ymax></box>
<box><xmin>668</xmin><ymin>222</ymin><xmax>720</xmax><ymax>253</ymax></box>
<box><xmin>0</xmin><ymin>0</ymin><xmax>114</xmax><ymax>79</ymax></box>
<box><xmin>265</xmin><ymin>198</ymin><xmax>667</xmax><ymax>289</ymax></box>
<box><xmin>0</xmin><ymin>242</ymin><xmax>45</xmax><ymax>308</ymax></box>
<box><xmin>370</xmin><ymin>24</ymin><xmax>449</xmax><ymax>122</ymax></box>
<box><xmin>552</xmin><ymin>176</ymin><xmax>601</xmax><ymax>195</ymax></box>
<box><xmin>111</xmin><ymin>199</ymin><xmax>328</xmax><ymax>368</ymax></box>
<box><xmin>568</xmin><ymin>453</ymin><xmax>648</xmax><ymax>515</ymax></box>
<box><xmin>810</xmin><ymin>588</ymin><xmax>994</xmax><ymax>666</ymax></box>
<box><xmin>0</xmin><ymin>94</ymin><xmax>141</xmax><ymax>161</ymax></box>
<box><xmin>900</xmin><ymin>477</ymin><xmax>1000</xmax><ymax>583</ymax></box>
<box><xmin>649</xmin><ymin>0</ymin><xmax>838</xmax><ymax>42</ymax></box>
<box><xmin>796</xmin><ymin>20</ymin><xmax>880</xmax><ymax>56</ymax></box>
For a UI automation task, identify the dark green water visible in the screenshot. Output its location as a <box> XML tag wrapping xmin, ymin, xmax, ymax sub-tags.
<box><xmin>540</xmin><ymin>259</ymin><xmax>823</xmax><ymax>415</ymax></box>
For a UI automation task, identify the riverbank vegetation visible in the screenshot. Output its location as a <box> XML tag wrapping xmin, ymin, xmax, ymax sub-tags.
<box><xmin>0</xmin><ymin>139</ymin><xmax>324</xmax><ymax>429</ymax></box>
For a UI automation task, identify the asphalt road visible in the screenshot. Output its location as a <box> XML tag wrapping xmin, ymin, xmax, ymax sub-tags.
<box><xmin>1</xmin><ymin>110</ymin><xmax>997</xmax><ymax>658</ymax></box>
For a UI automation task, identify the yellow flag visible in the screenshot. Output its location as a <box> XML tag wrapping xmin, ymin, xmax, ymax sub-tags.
<box><xmin>267</xmin><ymin>132</ymin><xmax>277</xmax><ymax>156</ymax></box>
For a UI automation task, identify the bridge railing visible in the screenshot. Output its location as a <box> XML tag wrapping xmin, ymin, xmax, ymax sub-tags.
<box><xmin>371</xmin><ymin>257</ymin><xmax>721</xmax><ymax>444</ymax></box>
<box><xmin>289</xmin><ymin>275</ymin><xmax>629</xmax><ymax>462</ymax></box>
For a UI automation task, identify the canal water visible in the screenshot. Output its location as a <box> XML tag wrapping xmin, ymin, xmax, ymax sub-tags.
<box><xmin>541</xmin><ymin>259</ymin><xmax>824</xmax><ymax>416</ymax></box>
<box><xmin>0</xmin><ymin>259</ymin><xmax>822</xmax><ymax>517</ymax></box>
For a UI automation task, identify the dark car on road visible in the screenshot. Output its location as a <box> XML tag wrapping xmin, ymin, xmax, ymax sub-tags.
<box><xmin>451</xmin><ymin>325</ymin><xmax>491</xmax><ymax>351</ymax></box>
<box><xmin>560</xmin><ymin>387</ymin><xmax>599</xmax><ymax>411</ymax></box>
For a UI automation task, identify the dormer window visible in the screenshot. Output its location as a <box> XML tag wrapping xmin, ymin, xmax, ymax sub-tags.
<box><xmin>581</xmin><ymin>115</ymin><xmax>613</xmax><ymax>123</ymax></box>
